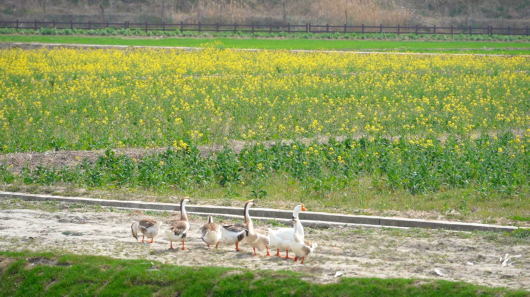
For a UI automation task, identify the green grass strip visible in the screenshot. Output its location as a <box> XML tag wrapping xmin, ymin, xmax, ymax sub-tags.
<box><xmin>2</xmin><ymin>35</ymin><xmax>530</xmax><ymax>54</ymax></box>
<box><xmin>512</xmin><ymin>215</ymin><xmax>530</xmax><ymax>222</ymax></box>
<box><xmin>0</xmin><ymin>251</ymin><xmax>527</xmax><ymax>296</ymax></box>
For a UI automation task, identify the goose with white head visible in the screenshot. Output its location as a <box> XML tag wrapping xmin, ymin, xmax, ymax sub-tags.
<box><xmin>289</xmin><ymin>217</ymin><xmax>318</xmax><ymax>264</ymax></box>
<box><xmin>243</xmin><ymin>200</ymin><xmax>271</xmax><ymax>257</ymax></box>
<box><xmin>165</xmin><ymin>197</ymin><xmax>191</xmax><ymax>250</ymax></box>
<box><xmin>268</xmin><ymin>204</ymin><xmax>307</xmax><ymax>258</ymax></box>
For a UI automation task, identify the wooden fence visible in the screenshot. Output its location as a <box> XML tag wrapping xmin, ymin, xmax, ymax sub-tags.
<box><xmin>1</xmin><ymin>20</ymin><xmax>530</xmax><ymax>36</ymax></box>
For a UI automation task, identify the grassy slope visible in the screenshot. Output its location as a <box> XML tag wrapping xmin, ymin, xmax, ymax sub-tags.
<box><xmin>0</xmin><ymin>251</ymin><xmax>526</xmax><ymax>297</ymax></box>
<box><xmin>2</xmin><ymin>177</ymin><xmax>529</xmax><ymax>225</ymax></box>
<box><xmin>2</xmin><ymin>35</ymin><xmax>530</xmax><ymax>54</ymax></box>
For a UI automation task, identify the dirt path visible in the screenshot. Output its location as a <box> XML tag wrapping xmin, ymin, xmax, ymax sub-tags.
<box><xmin>0</xmin><ymin>206</ymin><xmax>528</xmax><ymax>289</ymax></box>
<box><xmin>2</xmin><ymin>42</ymin><xmax>530</xmax><ymax>57</ymax></box>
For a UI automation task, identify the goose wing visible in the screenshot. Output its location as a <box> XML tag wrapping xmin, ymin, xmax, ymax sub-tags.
<box><xmin>201</xmin><ymin>223</ymin><xmax>220</xmax><ymax>237</ymax></box>
<box><xmin>222</xmin><ymin>223</ymin><xmax>245</xmax><ymax>233</ymax></box>
<box><xmin>171</xmin><ymin>221</ymin><xmax>189</xmax><ymax>238</ymax></box>
<box><xmin>138</xmin><ymin>219</ymin><xmax>157</xmax><ymax>232</ymax></box>
<box><xmin>301</xmin><ymin>239</ymin><xmax>316</xmax><ymax>255</ymax></box>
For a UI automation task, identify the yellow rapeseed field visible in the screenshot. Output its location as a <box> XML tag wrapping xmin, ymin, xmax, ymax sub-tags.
<box><xmin>1</xmin><ymin>47</ymin><xmax>529</xmax><ymax>152</ymax></box>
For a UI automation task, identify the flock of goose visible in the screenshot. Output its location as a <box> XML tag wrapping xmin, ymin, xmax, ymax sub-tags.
<box><xmin>131</xmin><ymin>198</ymin><xmax>318</xmax><ymax>264</ymax></box>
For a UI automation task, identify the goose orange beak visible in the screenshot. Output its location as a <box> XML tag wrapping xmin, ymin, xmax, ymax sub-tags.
<box><xmin>301</xmin><ymin>205</ymin><xmax>307</xmax><ymax>211</ymax></box>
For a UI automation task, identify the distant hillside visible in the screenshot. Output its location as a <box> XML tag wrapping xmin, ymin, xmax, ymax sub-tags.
<box><xmin>1</xmin><ymin>0</ymin><xmax>529</xmax><ymax>28</ymax></box>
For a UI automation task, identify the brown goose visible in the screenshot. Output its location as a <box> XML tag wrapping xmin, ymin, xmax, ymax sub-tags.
<box><xmin>243</xmin><ymin>200</ymin><xmax>271</xmax><ymax>257</ymax></box>
<box><xmin>131</xmin><ymin>218</ymin><xmax>162</xmax><ymax>243</ymax></box>
<box><xmin>290</xmin><ymin>218</ymin><xmax>318</xmax><ymax>264</ymax></box>
<box><xmin>201</xmin><ymin>216</ymin><xmax>222</xmax><ymax>248</ymax></box>
<box><xmin>165</xmin><ymin>197</ymin><xmax>191</xmax><ymax>250</ymax></box>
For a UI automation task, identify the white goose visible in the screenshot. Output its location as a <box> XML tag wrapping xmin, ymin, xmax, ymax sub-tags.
<box><xmin>243</xmin><ymin>200</ymin><xmax>271</xmax><ymax>257</ymax></box>
<box><xmin>268</xmin><ymin>204</ymin><xmax>307</xmax><ymax>258</ymax></box>
<box><xmin>165</xmin><ymin>197</ymin><xmax>191</xmax><ymax>250</ymax></box>
<box><xmin>201</xmin><ymin>216</ymin><xmax>222</xmax><ymax>248</ymax></box>
<box><xmin>290</xmin><ymin>217</ymin><xmax>317</xmax><ymax>264</ymax></box>
<box><xmin>220</xmin><ymin>223</ymin><xmax>246</xmax><ymax>251</ymax></box>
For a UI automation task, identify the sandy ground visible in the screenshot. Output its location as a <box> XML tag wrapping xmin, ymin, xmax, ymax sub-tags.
<box><xmin>0</xmin><ymin>204</ymin><xmax>528</xmax><ymax>290</ymax></box>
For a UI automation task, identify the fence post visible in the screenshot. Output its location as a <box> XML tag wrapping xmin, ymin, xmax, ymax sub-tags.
<box><xmin>433</xmin><ymin>24</ymin><xmax>436</xmax><ymax>34</ymax></box>
<box><xmin>198</xmin><ymin>22</ymin><xmax>201</xmax><ymax>33</ymax></box>
<box><xmin>16</xmin><ymin>19</ymin><xmax>19</xmax><ymax>30</ymax></box>
<box><xmin>508</xmin><ymin>26</ymin><xmax>511</xmax><ymax>35</ymax></box>
<box><xmin>380</xmin><ymin>23</ymin><xmax>382</xmax><ymax>33</ymax></box>
<box><xmin>326</xmin><ymin>23</ymin><xmax>330</xmax><ymax>32</ymax></box>
<box><xmin>415</xmin><ymin>24</ymin><xmax>418</xmax><ymax>34</ymax></box>
<box><xmin>308</xmin><ymin>23</ymin><xmax>311</xmax><ymax>33</ymax></box>
<box><xmin>145</xmin><ymin>21</ymin><xmax>148</xmax><ymax>33</ymax></box>
<box><xmin>88</xmin><ymin>21</ymin><xmax>91</xmax><ymax>30</ymax></box>
<box><xmin>397</xmin><ymin>24</ymin><xmax>400</xmax><ymax>35</ymax></box>
<box><xmin>234</xmin><ymin>22</ymin><xmax>237</xmax><ymax>33</ymax></box>
<box><xmin>451</xmin><ymin>25</ymin><xmax>454</xmax><ymax>36</ymax></box>
<box><xmin>35</xmin><ymin>20</ymin><xmax>38</xmax><ymax>30</ymax></box>
<box><xmin>52</xmin><ymin>19</ymin><xmax>55</xmax><ymax>28</ymax></box>
<box><xmin>361</xmin><ymin>23</ymin><xmax>364</xmax><ymax>34</ymax></box>
<box><xmin>180</xmin><ymin>21</ymin><xmax>183</xmax><ymax>32</ymax></box>
<box><xmin>469</xmin><ymin>25</ymin><xmax>472</xmax><ymax>36</ymax></box>
<box><xmin>288</xmin><ymin>23</ymin><xmax>291</xmax><ymax>34</ymax></box>
<box><xmin>344</xmin><ymin>24</ymin><xmax>347</xmax><ymax>34</ymax></box>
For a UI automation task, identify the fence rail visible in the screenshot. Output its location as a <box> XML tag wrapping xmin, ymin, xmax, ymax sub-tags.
<box><xmin>1</xmin><ymin>20</ymin><xmax>529</xmax><ymax>36</ymax></box>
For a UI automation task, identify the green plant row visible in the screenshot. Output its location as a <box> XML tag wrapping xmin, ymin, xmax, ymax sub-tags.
<box><xmin>1</xmin><ymin>27</ymin><xmax>529</xmax><ymax>42</ymax></box>
<box><xmin>1</xmin><ymin>134</ymin><xmax>528</xmax><ymax>196</ymax></box>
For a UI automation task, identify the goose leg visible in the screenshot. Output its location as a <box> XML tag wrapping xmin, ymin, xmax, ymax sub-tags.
<box><xmin>215</xmin><ymin>241</ymin><xmax>220</xmax><ymax>249</ymax></box>
<box><xmin>276</xmin><ymin>249</ymin><xmax>281</xmax><ymax>257</ymax></box>
<box><xmin>265</xmin><ymin>246</ymin><xmax>271</xmax><ymax>257</ymax></box>
<box><xmin>285</xmin><ymin>250</ymin><xmax>293</xmax><ymax>259</ymax></box>
<box><xmin>207</xmin><ymin>244</ymin><xmax>210</xmax><ymax>248</ymax></box>
<box><xmin>182</xmin><ymin>241</ymin><xmax>186</xmax><ymax>250</ymax></box>
<box><xmin>235</xmin><ymin>242</ymin><xmax>240</xmax><ymax>251</ymax></box>
<box><xmin>149</xmin><ymin>238</ymin><xmax>154</xmax><ymax>243</ymax></box>
<box><xmin>301</xmin><ymin>257</ymin><xmax>305</xmax><ymax>264</ymax></box>
<box><xmin>253</xmin><ymin>247</ymin><xmax>257</xmax><ymax>256</ymax></box>
<box><xmin>141</xmin><ymin>234</ymin><xmax>145</xmax><ymax>243</ymax></box>
<box><xmin>170</xmin><ymin>241</ymin><xmax>174</xmax><ymax>249</ymax></box>
<box><xmin>293</xmin><ymin>256</ymin><xmax>298</xmax><ymax>262</ymax></box>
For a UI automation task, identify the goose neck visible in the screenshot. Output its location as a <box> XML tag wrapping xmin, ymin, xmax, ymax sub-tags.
<box><xmin>181</xmin><ymin>201</ymin><xmax>188</xmax><ymax>221</ymax></box>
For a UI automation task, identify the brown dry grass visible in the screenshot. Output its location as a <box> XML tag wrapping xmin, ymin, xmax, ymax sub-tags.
<box><xmin>2</xmin><ymin>0</ymin><xmax>529</xmax><ymax>27</ymax></box>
